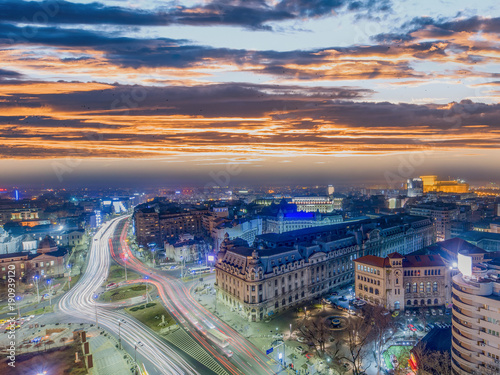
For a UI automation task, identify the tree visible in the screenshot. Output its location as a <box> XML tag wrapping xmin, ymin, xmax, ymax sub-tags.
<box><xmin>411</xmin><ymin>343</ymin><xmax>452</xmax><ymax>375</ymax></box>
<box><xmin>362</xmin><ymin>304</ymin><xmax>397</xmax><ymax>371</ymax></box>
<box><xmin>297</xmin><ymin>316</ymin><xmax>332</xmax><ymax>355</ymax></box>
<box><xmin>340</xmin><ymin>316</ymin><xmax>373</xmax><ymax>375</ymax></box>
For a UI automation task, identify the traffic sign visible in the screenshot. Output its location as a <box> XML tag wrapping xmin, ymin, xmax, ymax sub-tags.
<box><xmin>266</xmin><ymin>348</ymin><xmax>273</xmax><ymax>355</ymax></box>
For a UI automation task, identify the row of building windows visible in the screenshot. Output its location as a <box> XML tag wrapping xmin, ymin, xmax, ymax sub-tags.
<box><xmin>358</xmin><ymin>283</ymin><xmax>380</xmax><ymax>295</ymax></box>
<box><xmin>407</xmin><ymin>299</ymin><xmax>439</xmax><ymax>305</ymax></box>
<box><xmin>357</xmin><ymin>275</ymin><xmax>380</xmax><ymax>285</ymax></box>
<box><xmin>405</xmin><ymin>281</ymin><xmax>438</xmax><ymax>293</ymax></box>
<box><xmin>404</xmin><ymin>269</ymin><xmax>441</xmax><ymax>276</ymax></box>
<box><xmin>357</xmin><ymin>264</ymin><xmax>381</xmax><ymax>275</ymax></box>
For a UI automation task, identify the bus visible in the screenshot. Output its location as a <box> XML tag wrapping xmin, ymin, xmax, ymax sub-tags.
<box><xmin>190</xmin><ymin>267</ymin><xmax>211</xmax><ymax>275</ymax></box>
<box><xmin>207</xmin><ymin>328</ymin><xmax>229</xmax><ymax>348</ymax></box>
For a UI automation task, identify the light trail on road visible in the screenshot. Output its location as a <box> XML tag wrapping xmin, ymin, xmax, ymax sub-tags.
<box><xmin>58</xmin><ymin>216</ymin><xmax>200</xmax><ymax>375</ymax></box>
<box><xmin>112</xmin><ymin>218</ymin><xmax>281</xmax><ymax>375</ymax></box>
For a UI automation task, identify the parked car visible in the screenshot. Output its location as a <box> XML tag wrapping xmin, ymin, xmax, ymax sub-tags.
<box><xmin>405</xmin><ymin>310</ymin><xmax>411</xmax><ymax>317</ymax></box>
<box><xmin>431</xmin><ymin>309</ymin><xmax>437</xmax><ymax>316</ymax></box>
<box><xmin>439</xmin><ymin>309</ymin><xmax>444</xmax><ymax>315</ymax></box>
<box><xmin>295</xmin><ymin>346</ymin><xmax>305</xmax><ymax>354</ymax></box>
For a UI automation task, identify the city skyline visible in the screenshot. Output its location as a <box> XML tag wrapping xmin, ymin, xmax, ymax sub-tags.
<box><xmin>1</xmin><ymin>0</ymin><xmax>500</xmax><ymax>187</ymax></box>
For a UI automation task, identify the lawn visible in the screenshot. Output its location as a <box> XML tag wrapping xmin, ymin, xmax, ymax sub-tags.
<box><xmin>125</xmin><ymin>302</ymin><xmax>176</xmax><ymax>333</ymax></box>
<box><xmin>383</xmin><ymin>345</ymin><xmax>411</xmax><ymax>370</ymax></box>
<box><xmin>24</xmin><ymin>304</ymin><xmax>54</xmax><ymax>316</ymax></box>
<box><xmin>106</xmin><ymin>264</ymin><xmax>141</xmax><ymax>284</ymax></box>
<box><xmin>99</xmin><ymin>284</ymin><xmax>153</xmax><ymax>302</ymax></box>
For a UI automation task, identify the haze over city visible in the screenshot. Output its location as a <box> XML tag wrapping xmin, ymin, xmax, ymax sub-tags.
<box><xmin>0</xmin><ymin>0</ymin><xmax>499</xmax><ymax>187</ymax></box>
<box><xmin>1</xmin><ymin>2</ymin><xmax>500</xmax><ymax>375</ymax></box>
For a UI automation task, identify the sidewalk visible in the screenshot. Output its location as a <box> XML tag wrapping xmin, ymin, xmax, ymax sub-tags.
<box><xmin>194</xmin><ymin>285</ymin><xmax>332</xmax><ymax>374</ymax></box>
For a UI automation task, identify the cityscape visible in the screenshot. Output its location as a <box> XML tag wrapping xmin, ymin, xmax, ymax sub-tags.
<box><xmin>1</xmin><ymin>1</ymin><xmax>500</xmax><ymax>375</ymax></box>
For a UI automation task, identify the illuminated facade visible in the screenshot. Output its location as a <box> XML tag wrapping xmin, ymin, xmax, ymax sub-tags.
<box><xmin>291</xmin><ymin>196</ymin><xmax>343</xmax><ymax>213</ymax></box>
<box><xmin>451</xmin><ymin>251</ymin><xmax>500</xmax><ymax>375</ymax></box>
<box><xmin>420</xmin><ymin>175</ymin><xmax>469</xmax><ymax>194</ymax></box>
<box><xmin>410</xmin><ymin>203</ymin><xmax>459</xmax><ymax>241</ymax></box>
<box><xmin>354</xmin><ymin>252</ymin><xmax>449</xmax><ymax>311</ymax></box>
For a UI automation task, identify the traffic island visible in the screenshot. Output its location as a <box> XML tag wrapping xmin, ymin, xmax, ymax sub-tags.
<box><xmin>125</xmin><ymin>302</ymin><xmax>176</xmax><ymax>334</ymax></box>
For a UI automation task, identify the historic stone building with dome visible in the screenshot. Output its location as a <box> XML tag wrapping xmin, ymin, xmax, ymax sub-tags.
<box><xmin>214</xmin><ymin>214</ymin><xmax>434</xmax><ymax>321</ymax></box>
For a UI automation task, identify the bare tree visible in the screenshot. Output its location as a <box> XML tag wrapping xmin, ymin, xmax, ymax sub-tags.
<box><xmin>340</xmin><ymin>317</ymin><xmax>373</xmax><ymax>375</ymax></box>
<box><xmin>410</xmin><ymin>343</ymin><xmax>452</xmax><ymax>375</ymax></box>
<box><xmin>297</xmin><ymin>316</ymin><xmax>332</xmax><ymax>355</ymax></box>
<box><xmin>472</xmin><ymin>361</ymin><xmax>500</xmax><ymax>375</ymax></box>
<box><xmin>362</xmin><ymin>304</ymin><xmax>397</xmax><ymax>371</ymax></box>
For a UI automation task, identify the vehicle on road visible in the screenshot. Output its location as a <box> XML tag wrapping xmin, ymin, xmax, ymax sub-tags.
<box><xmin>190</xmin><ymin>266</ymin><xmax>211</xmax><ymax>275</ymax></box>
<box><xmin>207</xmin><ymin>328</ymin><xmax>230</xmax><ymax>348</ymax></box>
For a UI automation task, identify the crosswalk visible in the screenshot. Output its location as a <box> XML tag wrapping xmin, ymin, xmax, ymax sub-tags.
<box><xmin>164</xmin><ymin>328</ymin><xmax>229</xmax><ymax>375</ymax></box>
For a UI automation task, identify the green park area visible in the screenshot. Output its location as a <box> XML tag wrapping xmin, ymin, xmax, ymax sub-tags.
<box><xmin>125</xmin><ymin>302</ymin><xmax>176</xmax><ymax>333</ymax></box>
<box><xmin>383</xmin><ymin>345</ymin><xmax>411</xmax><ymax>370</ymax></box>
<box><xmin>106</xmin><ymin>264</ymin><xmax>141</xmax><ymax>284</ymax></box>
<box><xmin>99</xmin><ymin>284</ymin><xmax>153</xmax><ymax>302</ymax></box>
<box><xmin>25</xmin><ymin>304</ymin><xmax>54</xmax><ymax>316</ymax></box>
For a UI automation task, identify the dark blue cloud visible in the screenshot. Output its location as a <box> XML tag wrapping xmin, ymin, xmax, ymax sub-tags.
<box><xmin>374</xmin><ymin>16</ymin><xmax>500</xmax><ymax>43</ymax></box>
<box><xmin>0</xmin><ymin>0</ymin><xmax>392</xmax><ymax>30</ymax></box>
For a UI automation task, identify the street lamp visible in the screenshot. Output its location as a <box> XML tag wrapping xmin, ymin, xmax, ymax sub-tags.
<box><xmin>143</xmin><ymin>276</ymin><xmax>150</xmax><ymax>303</ymax></box>
<box><xmin>33</xmin><ymin>275</ymin><xmax>40</xmax><ymax>303</ymax></box>
<box><xmin>117</xmin><ymin>319</ymin><xmax>125</xmax><ymax>349</ymax></box>
<box><xmin>46</xmin><ymin>279</ymin><xmax>52</xmax><ymax>306</ymax></box>
<box><xmin>122</xmin><ymin>253</ymin><xmax>128</xmax><ymax>281</ymax></box>
<box><xmin>134</xmin><ymin>341</ymin><xmax>143</xmax><ymax>373</ymax></box>
<box><xmin>67</xmin><ymin>264</ymin><xmax>72</xmax><ymax>290</ymax></box>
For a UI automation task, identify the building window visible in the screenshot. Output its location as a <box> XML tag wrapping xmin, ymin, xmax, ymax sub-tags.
<box><xmin>407</xmin><ymin>300</ymin><xmax>411</xmax><ymax>306</ymax></box>
<box><xmin>427</xmin><ymin>299</ymin><xmax>431</xmax><ymax>305</ymax></box>
<box><xmin>412</xmin><ymin>283</ymin><xmax>417</xmax><ymax>293</ymax></box>
<box><xmin>406</xmin><ymin>283</ymin><xmax>410</xmax><ymax>293</ymax></box>
<box><xmin>426</xmin><ymin>282</ymin><xmax>431</xmax><ymax>293</ymax></box>
<box><xmin>419</xmin><ymin>282</ymin><xmax>424</xmax><ymax>293</ymax></box>
<box><xmin>433</xmin><ymin>282</ymin><xmax>438</xmax><ymax>292</ymax></box>
<box><xmin>434</xmin><ymin>298</ymin><xmax>438</xmax><ymax>304</ymax></box>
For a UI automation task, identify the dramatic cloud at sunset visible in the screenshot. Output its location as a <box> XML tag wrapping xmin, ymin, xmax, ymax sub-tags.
<box><xmin>0</xmin><ymin>0</ymin><xmax>499</xmax><ymax>186</ymax></box>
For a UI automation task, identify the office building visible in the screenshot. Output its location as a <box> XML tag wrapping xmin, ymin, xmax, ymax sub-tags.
<box><xmin>407</xmin><ymin>178</ymin><xmax>424</xmax><ymax>197</ymax></box>
<box><xmin>451</xmin><ymin>249</ymin><xmax>500</xmax><ymax>375</ymax></box>
<box><xmin>410</xmin><ymin>202</ymin><xmax>459</xmax><ymax>241</ymax></box>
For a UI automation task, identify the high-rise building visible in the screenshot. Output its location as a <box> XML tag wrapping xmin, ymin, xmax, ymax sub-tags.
<box><xmin>451</xmin><ymin>249</ymin><xmax>500</xmax><ymax>375</ymax></box>
<box><xmin>327</xmin><ymin>185</ymin><xmax>335</xmax><ymax>195</ymax></box>
<box><xmin>407</xmin><ymin>178</ymin><xmax>424</xmax><ymax>197</ymax></box>
<box><xmin>410</xmin><ymin>202</ymin><xmax>459</xmax><ymax>241</ymax></box>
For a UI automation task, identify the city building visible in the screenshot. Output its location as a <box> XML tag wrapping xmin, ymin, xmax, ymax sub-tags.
<box><xmin>410</xmin><ymin>202</ymin><xmax>459</xmax><ymax>241</ymax></box>
<box><xmin>133</xmin><ymin>201</ymin><xmax>208</xmax><ymax>246</ymax></box>
<box><xmin>264</xmin><ymin>210</ymin><xmax>342</xmax><ymax>235</ymax></box>
<box><xmin>212</xmin><ymin>218</ymin><xmax>262</xmax><ymax>252</ymax></box>
<box><xmin>451</xmin><ymin>249</ymin><xmax>500</xmax><ymax>375</ymax></box>
<box><xmin>291</xmin><ymin>196</ymin><xmax>343</xmax><ymax>213</ymax></box>
<box><xmin>420</xmin><ymin>175</ymin><xmax>469</xmax><ymax>194</ymax></box>
<box><xmin>0</xmin><ymin>235</ymin><xmax>68</xmax><ymax>283</ymax></box>
<box><xmin>459</xmin><ymin>231</ymin><xmax>500</xmax><ymax>252</ymax></box>
<box><xmin>214</xmin><ymin>215</ymin><xmax>434</xmax><ymax>321</ymax></box>
<box><xmin>327</xmin><ymin>185</ymin><xmax>335</xmax><ymax>195</ymax></box>
<box><xmin>354</xmin><ymin>252</ymin><xmax>449</xmax><ymax>311</ymax></box>
<box><xmin>164</xmin><ymin>234</ymin><xmax>209</xmax><ymax>263</ymax></box>
<box><xmin>407</xmin><ymin>178</ymin><xmax>424</xmax><ymax>197</ymax></box>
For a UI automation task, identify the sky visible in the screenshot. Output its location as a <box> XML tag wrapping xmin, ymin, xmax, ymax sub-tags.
<box><xmin>0</xmin><ymin>0</ymin><xmax>499</xmax><ymax>188</ymax></box>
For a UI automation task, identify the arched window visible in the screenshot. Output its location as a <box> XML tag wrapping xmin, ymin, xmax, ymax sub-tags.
<box><xmin>419</xmin><ymin>282</ymin><xmax>424</xmax><ymax>293</ymax></box>
<box><xmin>359</xmin><ymin>283</ymin><xmax>363</xmax><ymax>290</ymax></box>
<box><xmin>426</xmin><ymin>282</ymin><xmax>431</xmax><ymax>293</ymax></box>
<box><xmin>420</xmin><ymin>299</ymin><xmax>425</xmax><ymax>305</ymax></box>
<box><xmin>427</xmin><ymin>299</ymin><xmax>431</xmax><ymax>305</ymax></box>
<box><xmin>412</xmin><ymin>283</ymin><xmax>417</xmax><ymax>293</ymax></box>
<box><xmin>414</xmin><ymin>300</ymin><xmax>418</xmax><ymax>306</ymax></box>
<box><xmin>433</xmin><ymin>282</ymin><xmax>438</xmax><ymax>292</ymax></box>
<box><xmin>369</xmin><ymin>287</ymin><xmax>373</xmax><ymax>294</ymax></box>
<box><xmin>375</xmin><ymin>289</ymin><xmax>379</xmax><ymax>295</ymax></box>
<box><xmin>406</xmin><ymin>283</ymin><xmax>410</xmax><ymax>293</ymax></box>
<box><xmin>434</xmin><ymin>298</ymin><xmax>438</xmax><ymax>304</ymax></box>
<box><xmin>282</xmin><ymin>299</ymin><xmax>286</xmax><ymax>306</ymax></box>
<box><xmin>275</xmin><ymin>301</ymin><xmax>279</xmax><ymax>308</ymax></box>
<box><xmin>407</xmin><ymin>300</ymin><xmax>411</xmax><ymax>306</ymax></box>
